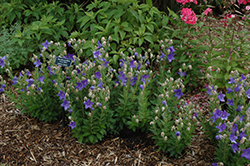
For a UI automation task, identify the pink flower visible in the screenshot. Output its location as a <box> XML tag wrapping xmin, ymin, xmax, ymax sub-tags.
<box><xmin>181</xmin><ymin>8</ymin><xmax>197</xmax><ymax>25</ymax></box>
<box><xmin>204</xmin><ymin>8</ymin><xmax>212</xmax><ymax>15</ymax></box>
<box><xmin>220</xmin><ymin>14</ymin><xmax>233</xmax><ymax>26</ymax></box>
<box><xmin>238</xmin><ymin>0</ymin><xmax>247</xmax><ymax>5</ymax></box>
<box><xmin>246</xmin><ymin>6</ymin><xmax>250</xmax><ymax>10</ymax></box>
<box><xmin>176</xmin><ymin>0</ymin><xmax>197</xmax><ymax>5</ymax></box>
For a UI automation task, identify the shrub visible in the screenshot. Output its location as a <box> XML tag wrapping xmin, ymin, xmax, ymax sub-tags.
<box><xmin>0</xmin><ymin>23</ymin><xmax>29</xmax><ymax>72</ymax></box>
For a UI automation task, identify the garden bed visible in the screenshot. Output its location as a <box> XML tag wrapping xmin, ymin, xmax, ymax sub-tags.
<box><xmin>0</xmin><ymin>89</ymin><xmax>215</xmax><ymax>165</ymax></box>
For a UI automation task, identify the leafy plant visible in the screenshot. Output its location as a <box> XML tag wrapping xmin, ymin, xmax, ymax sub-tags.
<box><xmin>76</xmin><ymin>0</ymin><xmax>169</xmax><ymax>67</ymax></box>
<box><xmin>203</xmin><ymin>14</ymin><xmax>250</xmax><ymax>90</ymax></box>
<box><xmin>159</xmin><ymin>8</ymin><xmax>207</xmax><ymax>92</ymax></box>
<box><xmin>198</xmin><ymin>71</ymin><xmax>250</xmax><ymax>165</ymax></box>
<box><xmin>2</xmin><ymin>41</ymin><xmax>63</xmax><ymax>123</ymax></box>
<box><xmin>0</xmin><ymin>23</ymin><xmax>29</xmax><ymax>72</ymax></box>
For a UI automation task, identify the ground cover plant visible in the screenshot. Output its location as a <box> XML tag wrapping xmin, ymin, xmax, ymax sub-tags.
<box><xmin>1</xmin><ymin>0</ymin><xmax>250</xmax><ymax>165</ymax></box>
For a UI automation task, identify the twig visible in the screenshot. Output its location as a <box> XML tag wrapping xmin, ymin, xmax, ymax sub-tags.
<box><xmin>30</xmin><ymin>149</ymin><xmax>37</xmax><ymax>163</ymax></box>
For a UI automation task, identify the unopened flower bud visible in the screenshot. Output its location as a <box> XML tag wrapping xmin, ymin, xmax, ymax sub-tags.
<box><xmin>164</xmin><ymin>136</ymin><xmax>167</xmax><ymax>141</ymax></box>
<box><xmin>161</xmin><ymin>132</ymin><xmax>164</xmax><ymax>137</ymax></box>
<box><xmin>136</xmin><ymin>119</ymin><xmax>139</xmax><ymax>123</ymax></box>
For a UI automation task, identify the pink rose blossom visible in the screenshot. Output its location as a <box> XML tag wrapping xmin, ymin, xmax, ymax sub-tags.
<box><xmin>246</xmin><ymin>6</ymin><xmax>250</xmax><ymax>10</ymax></box>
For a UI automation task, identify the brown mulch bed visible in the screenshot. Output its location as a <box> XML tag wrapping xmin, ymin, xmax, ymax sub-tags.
<box><xmin>0</xmin><ymin>86</ymin><xmax>216</xmax><ymax>166</ymax></box>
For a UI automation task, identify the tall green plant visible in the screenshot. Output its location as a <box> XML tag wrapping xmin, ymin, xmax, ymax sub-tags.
<box><xmin>76</xmin><ymin>0</ymin><xmax>169</xmax><ymax>67</ymax></box>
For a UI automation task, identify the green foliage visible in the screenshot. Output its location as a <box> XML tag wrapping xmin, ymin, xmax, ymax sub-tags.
<box><xmin>204</xmin><ymin>16</ymin><xmax>249</xmax><ymax>90</ymax></box>
<box><xmin>160</xmin><ymin>9</ymin><xmax>206</xmax><ymax>92</ymax></box>
<box><xmin>0</xmin><ymin>23</ymin><xmax>29</xmax><ymax>72</ymax></box>
<box><xmin>3</xmin><ymin>52</ymin><xmax>63</xmax><ymax>123</ymax></box>
<box><xmin>198</xmin><ymin>72</ymin><xmax>250</xmax><ymax>165</ymax></box>
<box><xmin>76</xmin><ymin>0</ymin><xmax>168</xmax><ymax>66</ymax></box>
<box><xmin>0</xmin><ymin>1</ymin><xmax>84</xmax><ymax>70</ymax></box>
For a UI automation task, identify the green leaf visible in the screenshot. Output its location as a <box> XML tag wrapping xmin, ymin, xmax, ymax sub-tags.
<box><xmin>110</xmin><ymin>34</ymin><xmax>119</xmax><ymax>43</ymax></box>
<box><xmin>94</xmin><ymin>25</ymin><xmax>105</xmax><ymax>31</ymax></box>
<box><xmin>119</xmin><ymin>30</ymin><xmax>126</xmax><ymax>40</ymax></box>
<box><xmin>161</xmin><ymin>15</ymin><xmax>169</xmax><ymax>26</ymax></box>
<box><xmin>138</xmin><ymin>38</ymin><xmax>144</xmax><ymax>46</ymax></box>
<box><xmin>14</xmin><ymin>105</ymin><xmax>23</xmax><ymax>109</ymax></box>
<box><xmin>129</xmin><ymin>9</ymin><xmax>139</xmax><ymax>21</ymax></box>
<box><xmin>89</xmin><ymin>135</ymin><xmax>94</xmax><ymax>143</ymax></box>
<box><xmin>226</xmin><ymin>66</ymin><xmax>231</xmax><ymax>72</ymax></box>
<box><xmin>77</xmin><ymin>16</ymin><xmax>91</xmax><ymax>28</ymax></box>
<box><xmin>146</xmin><ymin>0</ymin><xmax>153</xmax><ymax>7</ymax></box>
<box><xmin>144</xmin><ymin>35</ymin><xmax>153</xmax><ymax>44</ymax></box>
<box><xmin>146</xmin><ymin>24</ymin><xmax>154</xmax><ymax>33</ymax></box>
<box><xmin>113</xmin><ymin>55</ymin><xmax>119</xmax><ymax>65</ymax></box>
<box><xmin>82</xmin><ymin>132</ymin><xmax>90</xmax><ymax>137</ymax></box>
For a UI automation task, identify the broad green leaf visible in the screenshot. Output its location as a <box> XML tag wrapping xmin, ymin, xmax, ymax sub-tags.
<box><xmin>162</xmin><ymin>15</ymin><xmax>169</xmax><ymax>26</ymax></box>
<box><xmin>129</xmin><ymin>9</ymin><xmax>139</xmax><ymax>21</ymax></box>
<box><xmin>110</xmin><ymin>34</ymin><xmax>119</xmax><ymax>43</ymax></box>
<box><xmin>138</xmin><ymin>38</ymin><xmax>144</xmax><ymax>46</ymax></box>
<box><xmin>144</xmin><ymin>35</ymin><xmax>153</xmax><ymax>44</ymax></box>
<box><xmin>77</xmin><ymin>16</ymin><xmax>91</xmax><ymax>28</ymax></box>
<box><xmin>82</xmin><ymin>132</ymin><xmax>90</xmax><ymax>137</ymax></box>
<box><xmin>113</xmin><ymin>54</ymin><xmax>119</xmax><ymax>65</ymax></box>
<box><xmin>119</xmin><ymin>30</ymin><xmax>126</xmax><ymax>40</ymax></box>
<box><xmin>94</xmin><ymin>25</ymin><xmax>105</xmax><ymax>31</ymax></box>
<box><xmin>146</xmin><ymin>24</ymin><xmax>154</xmax><ymax>33</ymax></box>
<box><xmin>226</xmin><ymin>66</ymin><xmax>231</xmax><ymax>72</ymax></box>
<box><xmin>89</xmin><ymin>135</ymin><xmax>94</xmax><ymax>143</ymax></box>
<box><xmin>146</xmin><ymin>0</ymin><xmax>153</xmax><ymax>7</ymax></box>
